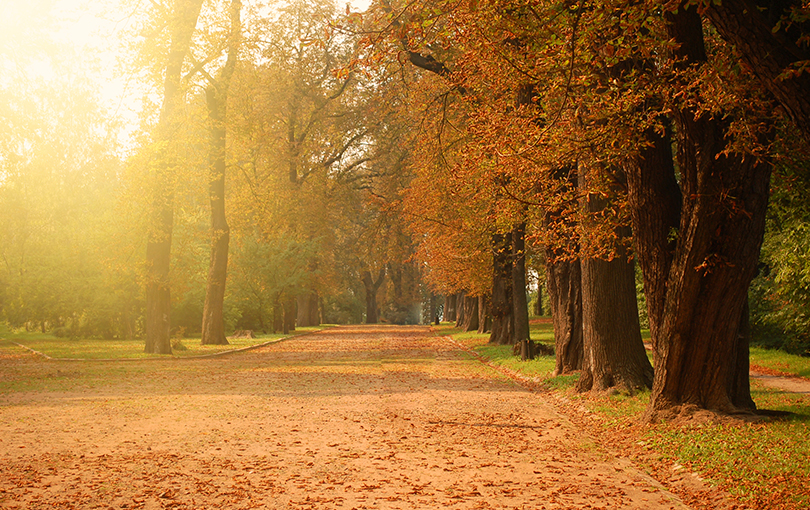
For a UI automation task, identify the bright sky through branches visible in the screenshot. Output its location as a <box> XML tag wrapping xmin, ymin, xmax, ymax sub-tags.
<box><xmin>2</xmin><ymin>0</ymin><xmax>370</xmax><ymax>155</ymax></box>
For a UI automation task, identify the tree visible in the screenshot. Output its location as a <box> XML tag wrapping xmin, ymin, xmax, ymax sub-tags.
<box><xmin>201</xmin><ymin>0</ymin><xmax>242</xmax><ymax>345</ymax></box>
<box><xmin>631</xmin><ymin>4</ymin><xmax>771</xmax><ymax>417</ymax></box>
<box><xmin>702</xmin><ymin>0</ymin><xmax>810</xmax><ymax>143</ymax></box>
<box><xmin>144</xmin><ymin>0</ymin><xmax>205</xmax><ymax>354</ymax></box>
<box><xmin>361</xmin><ymin>268</ymin><xmax>385</xmax><ymax>323</ymax></box>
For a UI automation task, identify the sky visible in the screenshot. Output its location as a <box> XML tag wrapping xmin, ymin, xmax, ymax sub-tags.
<box><xmin>2</xmin><ymin>0</ymin><xmax>372</xmax><ymax>155</ymax></box>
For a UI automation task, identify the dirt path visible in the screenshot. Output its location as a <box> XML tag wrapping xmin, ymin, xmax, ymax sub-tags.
<box><xmin>1</xmin><ymin>325</ymin><xmax>691</xmax><ymax>509</ymax></box>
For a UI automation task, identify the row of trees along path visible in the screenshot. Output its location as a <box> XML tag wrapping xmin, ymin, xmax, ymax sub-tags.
<box><xmin>0</xmin><ymin>325</ymin><xmax>731</xmax><ymax>509</ymax></box>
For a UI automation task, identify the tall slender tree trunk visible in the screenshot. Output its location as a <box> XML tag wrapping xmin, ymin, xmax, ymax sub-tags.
<box><xmin>362</xmin><ymin>268</ymin><xmax>385</xmax><ymax>324</ymax></box>
<box><xmin>489</xmin><ymin>232</ymin><xmax>514</xmax><ymax>345</ymax></box>
<box><xmin>455</xmin><ymin>291</ymin><xmax>466</xmax><ymax>328</ymax></box>
<box><xmin>477</xmin><ymin>294</ymin><xmax>491</xmax><ymax>334</ymax></box>
<box><xmin>144</xmin><ymin>0</ymin><xmax>205</xmax><ymax>354</ymax></box>
<box><xmin>429</xmin><ymin>293</ymin><xmax>438</xmax><ymax>325</ymax></box>
<box><xmin>201</xmin><ymin>0</ymin><xmax>241</xmax><ymax>346</ymax></box>
<box><xmin>534</xmin><ymin>280</ymin><xmax>543</xmax><ymax>316</ymax></box>
<box><xmin>512</xmin><ymin>223</ymin><xmax>531</xmax><ymax>358</ymax></box>
<box><xmin>283</xmin><ymin>296</ymin><xmax>296</xmax><ymax>334</ymax></box>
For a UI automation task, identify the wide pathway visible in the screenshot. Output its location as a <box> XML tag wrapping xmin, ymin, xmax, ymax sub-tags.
<box><xmin>0</xmin><ymin>325</ymin><xmax>688</xmax><ymax>509</ymax></box>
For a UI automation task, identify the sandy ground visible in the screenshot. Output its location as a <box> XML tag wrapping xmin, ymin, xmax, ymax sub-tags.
<box><xmin>1</xmin><ymin>325</ymin><xmax>718</xmax><ymax>509</ymax></box>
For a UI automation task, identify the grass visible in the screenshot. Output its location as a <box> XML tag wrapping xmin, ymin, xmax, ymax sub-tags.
<box><xmin>0</xmin><ymin>325</ymin><xmax>326</xmax><ymax>360</ymax></box>
<box><xmin>434</xmin><ymin>317</ymin><xmax>810</xmax><ymax>509</ymax></box>
<box><xmin>750</xmin><ymin>346</ymin><xmax>810</xmax><ymax>378</ymax></box>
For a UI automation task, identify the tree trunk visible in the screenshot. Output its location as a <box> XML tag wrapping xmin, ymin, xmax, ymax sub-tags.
<box><xmin>145</xmin><ymin>205</ymin><xmax>173</xmax><ymax>354</ymax></box>
<box><xmin>546</xmin><ymin>254</ymin><xmax>583</xmax><ymax>375</ymax></box>
<box><xmin>534</xmin><ymin>280</ymin><xmax>543</xmax><ymax>316</ymax></box>
<box><xmin>455</xmin><ymin>291</ymin><xmax>466</xmax><ymax>327</ymax></box>
<box><xmin>429</xmin><ymin>293</ymin><xmax>438</xmax><ymax>325</ymax></box>
<box><xmin>512</xmin><ymin>223</ymin><xmax>531</xmax><ymax>354</ymax></box>
<box><xmin>297</xmin><ymin>291</ymin><xmax>320</xmax><ymax>327</ymax></box>
<box><xmin>283</xmin><ymin>296</ymin><xmax>296</xmax><ymax>334</ymax></box>
<box><xmin>459</xmin><ymin>294</ymin><xmax>479</xmax><ymax>332</ymax></box>
<box><xmin>272</xmin><ymin>299</ymin><xmax>282</xmax><ymax>334</ymax></box>
<box><xmin>577</xmin><ymin>161</ymin><xmax>653</xmax><ymax>393</ymax></box>
<box><xmin>489</xmin><ymin>232</ymin><xmax>514</xmax><ymax>345</ymax></box>
<box><xmin>477</xmin><ymin>294</ymin><xmax>491</xmax><ymax>334</ymax></box>
<box><xmin>577</xmin><ymin>251</ymin><xmax>653</xmax><ymax>392</ymax></box>
<box><xmin>702</xmin><ymin>0</ymin><xmax>810</xmax><ymax>143</ymax></box>
<box><xmin>144</xmin><ymin>0</ymin><xmax>205</xmax><ymax>354</ymax></box>
<box><xmin>445</xmin><ymin>294</ymin><xmax>457</xmax><ymax>323</ymax></box>
<box><xmin>634</xmin><ymin>5</ymin><xmax>770</xmax><ymax>419</ymax></box>
<box><xmin>362</xmin><ymin>268</ymin><xmax>385</xmax><ymax>324</ymax></box>
<box><xmin>200</xmin><ymin>89</ymin><xmax>230</xmax><ymax>346</ymax></box>
<box><xmin>200</xmin><ymin>0</ymin><xmax>239</xmax><ymax>346</ymax></box>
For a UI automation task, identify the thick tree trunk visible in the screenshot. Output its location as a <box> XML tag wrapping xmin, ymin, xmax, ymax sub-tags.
<box><xmin>703</xmin><ymin>0</ymin><xmax>810</xmax><ymax>143</ymax></box>
<box><xmin>444</xmin><ymin>294</ymin><xmax>455</xmax><ymax>322</ymax></box>
<box><xmin>362</xmin><ymin>268</ymin><xmax>385</xmax><ymax>324</ymax></box>
<box><xmin>634</xmin><ymin>5</ymin><xmax>770</xmax><ymax>419</ymax></box>
<box><xmin>512</xmin><ymin>223</ymin><xmax>531</xmax><ymax>358</ymax></box>
<box><xmin>144</xmin><ymin>0</ymin><xmax>205</xmax><ymax>354</ymax></box>
<box><xmin>546</xmin><ymin>254</ymin><xmax>583</xmax><ymax>375</ymax></box>
<box><xmin>489</xmin><ymin>232</ymin><xmax>514</xmax><ymax>345</ymax></box>
<box><xmin>577</xmin><ymin>163</ymin><xmax>653</xmax><ymax>393</ymax></box>
<box><xmin>577</xmin><ymin>252</ymin><xmax>653</xmax><ymax>392</ymax></box>
<box><xmin>459</xmin><ymin>294</ymin><xmax>479</xmax><ymax>332</ymax></box>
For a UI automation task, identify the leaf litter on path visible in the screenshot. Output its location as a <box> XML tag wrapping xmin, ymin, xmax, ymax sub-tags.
<box><xmin>0</xmin><ymin>324</ymin><xmax>729</xmax><ymax>509</ymax></box>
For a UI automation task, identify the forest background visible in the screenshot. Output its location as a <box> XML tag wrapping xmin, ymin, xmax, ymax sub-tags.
<box><xmin>1</xmin><ymin>0</ymin><xmax>810</xmax><ymax>419</ymax></box>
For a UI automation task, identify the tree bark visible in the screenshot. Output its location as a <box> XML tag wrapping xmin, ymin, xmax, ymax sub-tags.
<box><xmin>445</xmin><ymin>294</ymin><xmax>456</xmax><ymax>323</ymax></box>
<box><xmin>703</xmin><ymin>0</ymin><xmax>810</xmax><ymax>143</ymax></box>
<box><xmin>633</xmin><ymin>5</ymin><xmax>770</xmax><ymax>418</ymax></box>
<box><xmin>362</xmin><ymin>268</ymin><xmax>385</xmax><ymax>324</ymax></box>
<box><xmin>534</xmin><ymin>280</ymin><xmax>543</xmax><ymax>316</ymax></box>
<box><xmin>144</xmin><ymin>0</ymin><xmax>205</xmax><ymax>354</ymax></box>
<box><xmin>283</xmin><ymin>296</ymin><xmax>296</xmax><ymax>334</ymax></box>
<box><xmin>546</xmin><ymin>254</ymin><xmax>583</xmax><ymax>375</ymax></box>
<box><xmin>455</xmin><ymin>291</ymin><xmax>466</xmax><ymax>328</ymax></box>
<box><xmin>477</xmin><ymin>294</ymin><xmax>491</xmax><ymax>334</ymax></box>
<box><xmin>297</xmin><ymin>291</ymin><xmax>320</xmax><ymax>327</ymax></box>
<box><xmin>459</xmin><ymin>294</ymin><xmax>479</xmax><ymax>332</ymax></box>
<box><xmin>489</xmin><ymin>232</ymin><xmax>514</xmax><ymax>345</ymax></box>
<box><xmin>429</xmin><ymin>293</ymin><xmax>438</xmax><ymax>324</ymax></box>
<box><xmin>512</xmin><ymin>223</ymin><xmax>531</xmax><ymax>356</ymax></box>
<box><xmin>201</xmin><ymin>0</ymin><xmax>240</xmax><ymax>346</ymax></box>
<box><xmin>577</xmin><ymin>247</ymin><xmax>653</xmax><ymax>392</ymax></box>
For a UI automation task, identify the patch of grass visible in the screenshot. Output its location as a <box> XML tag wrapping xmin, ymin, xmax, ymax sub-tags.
<box><xmin>750</xmin><ymin>346</ymin><xmax>810</xmax><ymax>378</ymax></box>
<box><xmin>0</xmin><ymin>326</ymin><xmax>325</xmax><ymax>360</ymax></box>
<box><xmin>645</xmin><ymin>391</ymin><xmax>810</xmax><ymax>509</ymax></box>
<box><xmin>434</xmin><ymin>320</ymin><xmax>568</xmax><ymax>388</ymax></box>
